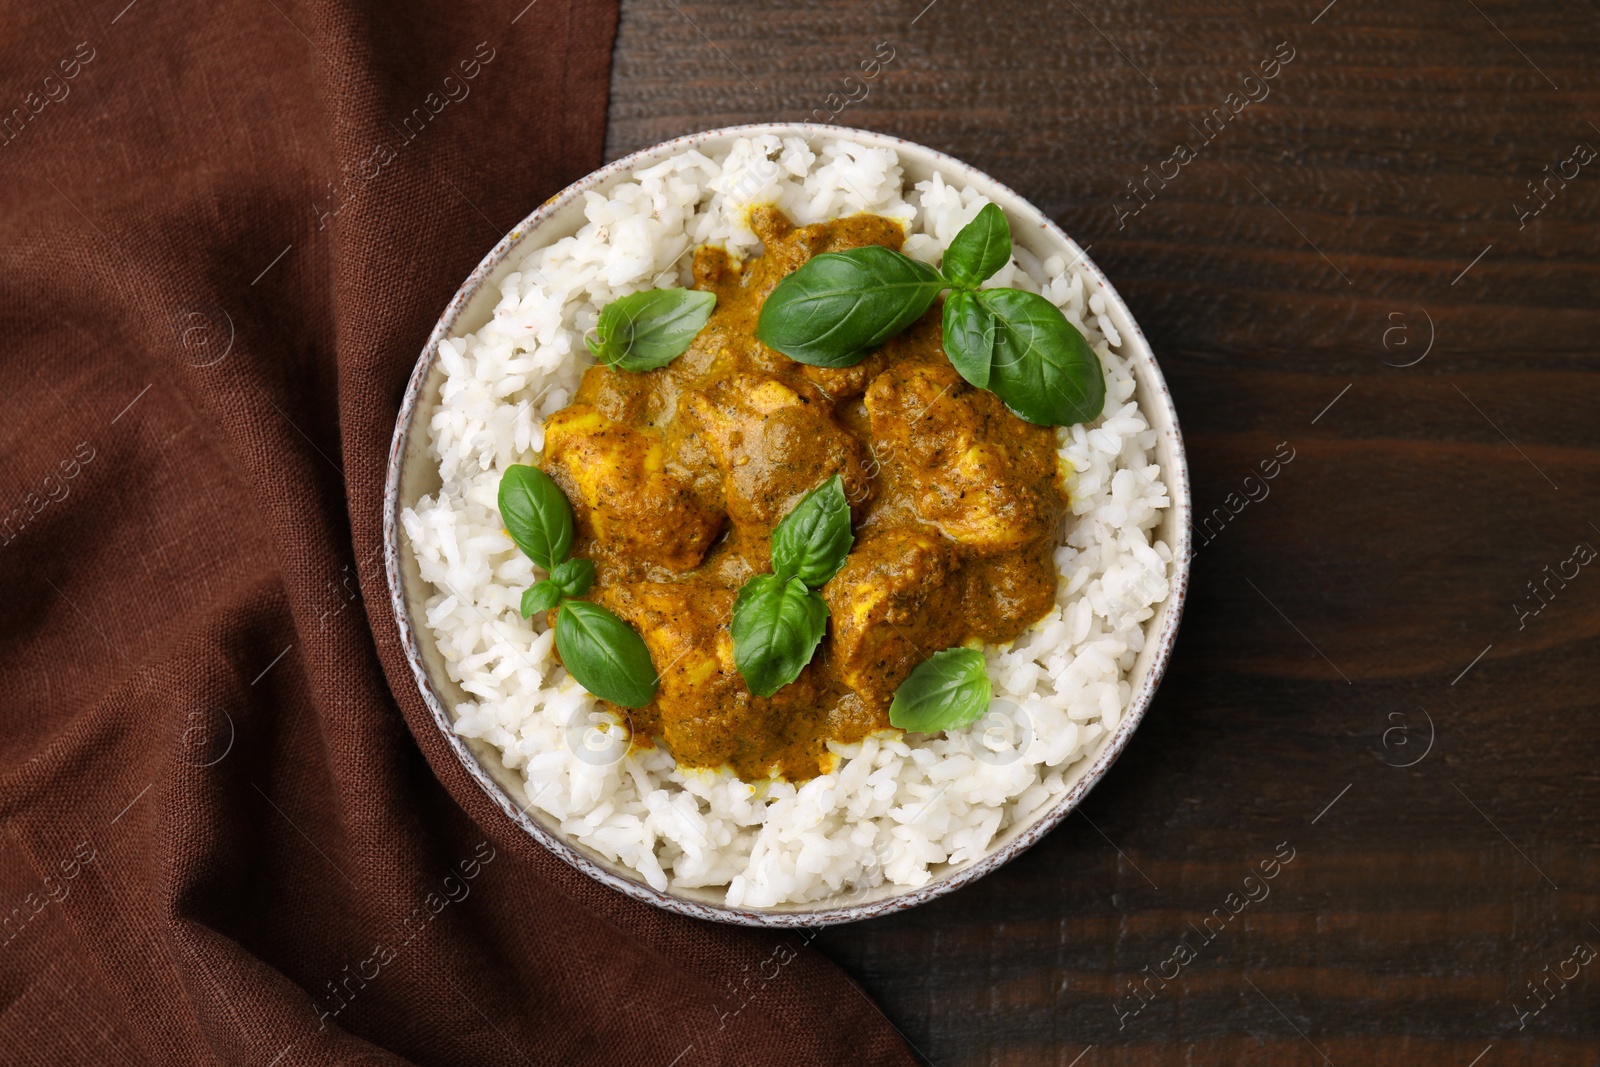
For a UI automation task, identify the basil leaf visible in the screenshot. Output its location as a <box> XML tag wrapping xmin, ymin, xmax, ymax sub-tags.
<box><xmin>555</xmin><ymin>599</ymin><xmax>658</xmax><ymax>708</ymax></box>
<box><xmin>549</xmin><ymin>557</ymin><xmax>595</xmax><ymax>598</ymax></box>
<box><xmin>589</xmin><ymin>288</ymin><xmax>716</xmax><ymax>372</ymax></box>
<box><xmin>498</xmin><ymin>465</ymin><xmax>573</xmax><ymax>571</ymax></box>
<box><xmin>521</xmin><ymin>580</ymin><xmax>563</xmax><ymax>617</ymax></box>
<box><xmin>888</xmin><ymin>647</ymin><xmax>992</xmax><ymax>733</ymax></box>
<box><xmin>755</xmin><ymin>246</ymin><xmax>946</xmax><ymax>368</ymax></box>
<box><xmin>941</xmin><ymin>290</ymin><xmax>995</xmax><ymax>389</ymax></box>
<box><xmin>941</xmin><ymin>203</ymin><xmax>1012</xmax><ymax>289</ymax></box>
<box><xmin>770</xmin><ymin>474</ymin><xmax>853</xmax><ymax>587</ymax></box>
<box><xmin>731</xmin><ymin>574</ymin><xmax>829</xmax><ymax>698</ymax></box>
<box><xmin>977</xmin><ymin>288</ymin><xmax>1106</xmax><ymax>426</ymax></box>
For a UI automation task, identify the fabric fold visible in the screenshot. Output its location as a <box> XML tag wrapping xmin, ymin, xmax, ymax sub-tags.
<box><xmin>0</xmin><ymin>1</ymin><xmax>915</xmax><ymax>1062</ymax></box>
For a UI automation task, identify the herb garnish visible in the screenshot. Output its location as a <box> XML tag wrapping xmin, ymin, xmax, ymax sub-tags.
<box><xmin>976</xmin><ymin>287</ymin><xmax>1103</xmax><ymax>426</ymax></box>
<box><xmin>586</xmin><ymin>288</ymin><xmax>716</xmax><ymax>372</ymax></box>
<box><xmin>752</xmin><ymin>247</ymin><xmax>945</xmax><ymax>368</ymax></box>
<box><xmin>755</xmin><ymin>203</ymin><xmax>1106</xmax><ymax>427</ymax></box>
<box><xmin>498</xmin><ymin>465</ymin><xmax>572</xmax><ymax>572</ymax></box>
<box><xmin>888</xmin><ymin>647</ymin><xmax>992</xmax><ymax>733</ymax></box>
<box><xmin>731</xmin><ymin>474</ymin><xmax>853</xmax><ymax>697</ymax></box>
<box><xmin>498</xmin><ymin>464</ymin><xmax>658</xmax><ymax>708</ymax></box>
<box><xmin>552</xmin><ymin>599</ymin><xmax>657</xmax><ymax>709</ymax></box>
<box><xmin>940</xmin><ymin>201</ymin><xmax>1012</xmax><ymax>288</ymax></box>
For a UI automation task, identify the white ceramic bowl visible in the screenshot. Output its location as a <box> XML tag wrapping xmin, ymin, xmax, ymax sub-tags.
<box><xmin>384</xmin><ymin>123</ymin><xmax>1191</xmax><ymax>926</ymax></box>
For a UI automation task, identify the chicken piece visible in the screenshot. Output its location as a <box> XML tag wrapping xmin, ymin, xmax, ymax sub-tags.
<box><xmin>594</xmin><ymin>582</ymin><xmax>825</xmax><ymax>777</ymax></box>
<box><xmin>593</xmin><ymin>582</ymin><xmax>736</xmax><ymax>761</ymax></box>
<box><xmin>865</xmin><ymin>358</ymin><xmax>1064</xmax><ymax>556</ymax></box>
<box><xmin>963</xmin><ymin>542</ymin><xmax>1062</xmax><ymax>641</ymax></box>
<box><xmin>820</xmin><ymin>528</ymin><xmax>962</xmax><ymax>706</ymax></box>
<box><xmin>796</xmin><ymin>309</ymin><xmax>933</xmax><ymax>400</ymax></box>
<box><xmin>680</xmin><ymin>374</ymin><xmax>870</xmax><ymax>536</ymax></box>
<box><xmin>746</xmin><ymin>206</ymin><xmax>828</xmax><ymax>278</ymax></box>
<box><xmin>542</xmin><ymin>405</ymin><xmax>722</xmax><ymax>572</ymax></box>
<box><xmin>572</xmin><ymin>363</ymin><xmax>654</xmax><ymax>426</ymax></box>
<box><xmin>797</xmin><ymin>350</ymin><xmax>891</xmax><ymax>401</ymax></box>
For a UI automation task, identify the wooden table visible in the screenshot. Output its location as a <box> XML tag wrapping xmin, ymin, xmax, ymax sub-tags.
<box><xmin>606</xmin><ymin>1</ymin><xmax>1600</xmax><ymax>1063</ymax></box>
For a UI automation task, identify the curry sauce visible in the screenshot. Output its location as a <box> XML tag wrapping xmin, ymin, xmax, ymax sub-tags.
<box><xmin>540</xmin><ymin>208</ymin><xmax>1068</xmax><ymax>781</ymax></box>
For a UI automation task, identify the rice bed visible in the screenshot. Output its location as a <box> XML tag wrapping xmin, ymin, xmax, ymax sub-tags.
<box><xmin>402</xmin><ymin>134</ymin><xmax>1172</xmax><ymax>908</ymax></box>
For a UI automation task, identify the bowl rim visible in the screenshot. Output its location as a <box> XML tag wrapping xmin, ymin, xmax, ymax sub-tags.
<box><xmin>383</xmin><ymin>121</ymin><xmax>1191</xmax><ymax>926</ymax></box>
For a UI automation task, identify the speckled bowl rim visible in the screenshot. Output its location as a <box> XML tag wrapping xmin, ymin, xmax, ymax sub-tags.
<box><xmin>384</xmin><ymin>122</ymin><xmax>1191</xmax><ymax>926</ymax></box>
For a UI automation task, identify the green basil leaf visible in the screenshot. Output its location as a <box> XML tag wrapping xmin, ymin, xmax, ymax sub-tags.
<box><xmin>941</xmin><ymin>203</ymin><xmax>1012</xmax><ymax>289</ymax></box>
<box><xmin>731</xmin><ymin>574</ymin><xmax>829</xmax><ymax>698</ymax></box>
<box><xmin>941</xmin><ymin>290</ymin><xmax>995</xmax><ymax>389</ymax></box>
<box><xmin>888</xmin><ymin>647</ymin><xmax>992</xmax><ymax>733</ymax></box>
<box><xmin>591</xmin><ymin>288</ymin><xmax>716</xmax><ymax>372</ymax></box>
<box><xmin>521</xmin><ymin>580</ymin><xmax>563</xmax><ymax>617</ymax></box>
<box><xmin>555</xmin><ymin>599</ymin><xmax>658</xmax><ymax>708</ymax></box>
<box><xmin>977</xmin><ymin>288</ymin><xmax>1106</xmax><ymax>426</ymax></box>
<box><xmin>770</xmin><ymin>474</ymin><xmax>853</xmax><ymax>587</ymax></box>
<box><xmin>498</xmin><ymin>465</ymin><xmax>573</xmax><ymax>571</ymax></box>
<box><xmin>755</xmin><ymin>246</ymin><xmax>946</xmax><ymax>368</ymax></box>
<box><xmin>549</xmin><ymin>557</ymin><xmax>595</xmax><ymax>598</ymax></box>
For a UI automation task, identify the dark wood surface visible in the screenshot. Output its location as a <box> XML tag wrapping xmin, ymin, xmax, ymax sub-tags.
<box><xmin>606</xmin><ymin>1</ymin><xmax>1600</xmax><ymax>1063</ymax></box>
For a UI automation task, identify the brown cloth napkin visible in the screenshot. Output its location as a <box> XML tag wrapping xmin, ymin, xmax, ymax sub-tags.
<box><xmin>0</xmin><ymin>1</ymin><xmax>917</xmax><ymax>1063</ymax></box>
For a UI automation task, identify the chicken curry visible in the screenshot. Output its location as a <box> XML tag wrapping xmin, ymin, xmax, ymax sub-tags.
<box><xmin>540</xmin><ymin>208</ymin><xmax>1069</xmax><ymax>781</ymax></box>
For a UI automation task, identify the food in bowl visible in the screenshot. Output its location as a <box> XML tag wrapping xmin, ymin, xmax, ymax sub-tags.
<box><xmin>402</xmin><ymin>134</ymin><xmax>1173</xmax><ymax>907</ymax></box>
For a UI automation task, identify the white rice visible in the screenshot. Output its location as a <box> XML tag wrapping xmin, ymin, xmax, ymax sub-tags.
<box><xmin>402</xmin><ymin>134</ymin><xmax>1172</xmax><ymax>908</ymax></box>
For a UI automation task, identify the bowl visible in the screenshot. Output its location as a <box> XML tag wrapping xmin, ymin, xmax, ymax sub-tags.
<box><xmin>384</xmin><ymin>123</ymin><xmax>1191</xmax><ymax>925</ymax></box>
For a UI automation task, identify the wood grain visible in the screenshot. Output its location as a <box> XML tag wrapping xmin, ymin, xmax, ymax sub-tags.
<box><xmin>606</xmin><ymin>1</ymin><xmax>1600</xmax><ymax>1062</ymax></box>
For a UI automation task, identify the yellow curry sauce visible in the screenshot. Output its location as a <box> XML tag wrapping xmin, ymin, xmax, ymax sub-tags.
<box><xmin>540</xmin><ymin>208</ymin><xmax>1068</xmax><ymax>781</ymax></box>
